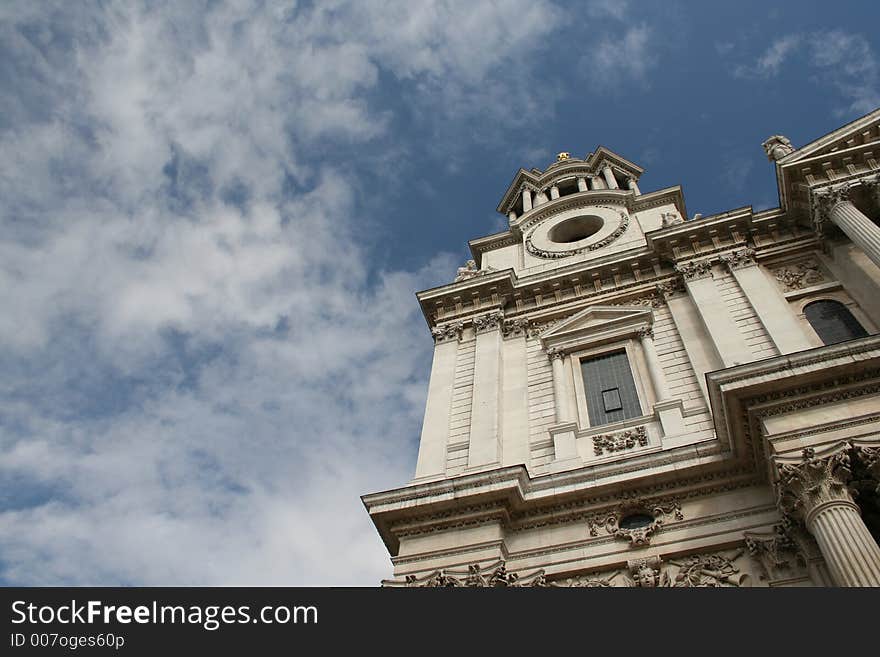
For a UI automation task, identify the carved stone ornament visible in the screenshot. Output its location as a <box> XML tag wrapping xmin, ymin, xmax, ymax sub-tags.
<box><xmin>546</xmin><ymin>346</ymin><xmax>565</xmax><ymax>362</ymax></box>
<box><xmin>525</xmin><ymin>210</ymin><xmax>630</xmax><ymax>259</ymax></box>
<box><xmin>655</xmin><ymin>276</ymin><xmax>685</xmax><ymax>299</ymax></box>
<box><xmin>472</xmin><ymin>312</ymin><xmax>502</xmax><ymax>334</ymax></box>
<box><xmin>811</xmin><ymin>184</ymin><xmax>853</xmax><ymax>225</ymax></box>
<box><xmin>863</xmin><ymin>175</ymin><xmax>880</xmax><ymax>204</ymax></box>
<box><xmin>665</xmin><ymin>549</ymin><xmax>749</xmax><ymax>587</ymax></box>
<box><xmin>592</xmin><ymin>425</ymin><xmax>648</xmax><ymax>456</ymax></box>
<box><xmin>431</xmin><ymin>321</ymin><xmax>464</xmax><ymax>344</ymax></box>
<box><xmin>776</xmin><ymin>445</ymin><xmax>856</xmax><ymax>523</ymax></box>
<box><xmin>617</xmin><ymin>550</ymin><xmax>749</xmax><ymax>587</ymax></box>
<box><xmin>762</xmin><ymin>134</ymin><xmax>795</xmax><ymax>161</ymax></box>
<box><xmin>720</xmin><ymin>247</ymin><xmax>756</xmax><ymax>270</ymax></box>
<box><xmin>501</xmin><ymin>317</ymin><xmax>528</xmax><ymax>339</ymax></box>
<box><xmin>744</xmin><ymin>525</ymin><xmax>801</xmax><ymax>581</ymax></box>
<box><xmin>636</xmin><ymin>326</ymin><xmax>654</xmax><ymax>340</ymax></box>
<box><xmin>385</xmin><ymin>560</ymin><xmax>547</xmax><ymax>587</ymax></box>
<box><xmin>660</xmin><ymin>211</ymin><xmax>684</xmax><ymax>227</ymax></box>
<box><xmin>594</xmin><ymin>498</ymin><xmax>682</xmax><ymax>547</ymax></box>
<box><xmin>771</xmin><ymin>258</ymin><xmax>827</xmax><ymax>291</ymax></box>
<box><xmin>454</xmin><ymin>259</ymin><xmax>495</xmax><ymax>283</ymax></box>
<box><xmin>674</xmin><ymin>259</ymin><xmax>713</xmax><ymax>281</ymax></box>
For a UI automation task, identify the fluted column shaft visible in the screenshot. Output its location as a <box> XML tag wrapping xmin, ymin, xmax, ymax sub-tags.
<box><xmin>807</xmin><ymin>500</ymin><xmax>880</xmax><ymax>586</ymax></box>
<box><xmin>816</xmin><ymin>184</ymin><xmax>880</xmax><ymax>270</ymax></box>
<box><xmin>778</xmin><ymin>447</ymin><xmax>880</xmax><ymax>587</ymax></box>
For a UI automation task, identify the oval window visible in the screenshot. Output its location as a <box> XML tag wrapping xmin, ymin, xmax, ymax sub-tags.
<box><xmin>618</xmin><ymin>513</ymin><xmax>655</xmax><ymax>530</ymax></box>
<box><xmin>547</xmin><ymin>215</ymin><xmax>603</xmax><ymax>243</ymax></box>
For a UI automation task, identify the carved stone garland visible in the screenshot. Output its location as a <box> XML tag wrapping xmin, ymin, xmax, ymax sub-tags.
<box><xmin>592</xmin><ymin>425</ymin><xmax>648</xmax><ymax>456</ymax></box>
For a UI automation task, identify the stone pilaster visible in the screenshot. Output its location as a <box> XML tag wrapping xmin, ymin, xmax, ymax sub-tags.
<box><xmin>467</xmin><ymin>313</ymin><xmax>503</xmax><ymax>469</ymax></box>
<box><xmin>720</xmin><ymin>247</ymin><xmax>812</xmax><ymax>354</ymax></box>
<box><xmin>675</xmin><ymin>259</ymin><xmax>753</xmax><ymax>367</ymax></box>
<box><xmin>414</xmin><ymin>323</ymin><xmax>463</xmax><ymax>480</ymax></box>
<box><xmin>776</xmin><ymin>445</ymin><xmax>880</xmax><ymax>586</ymax></box>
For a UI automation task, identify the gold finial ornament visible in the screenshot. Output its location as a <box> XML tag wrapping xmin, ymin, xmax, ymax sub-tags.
<box><xmin>556</xmin><ymin>152</ymin><xmax>571</xmax><ymax>161</ymax></box>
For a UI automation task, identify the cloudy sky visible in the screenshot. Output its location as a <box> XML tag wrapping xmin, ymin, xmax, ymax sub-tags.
<box><xmin>0</xmin><ymin>1</ymin><xmax>877</xmax><ymax>585</ymax></box>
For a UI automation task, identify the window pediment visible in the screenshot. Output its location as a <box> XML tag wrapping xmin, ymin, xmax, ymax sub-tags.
<box><xmin>540</xmin><ymin>305</ymin><xmax>653</xmax><ymax>352</ymax></box>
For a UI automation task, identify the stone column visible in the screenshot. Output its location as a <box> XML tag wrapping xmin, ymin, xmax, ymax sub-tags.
<box><xmin>815</xmin><ymin>184</ymin><xmax>880</xmax><ymax>270</ymax></box>
<box><xmin>467</xmin><ymin>313</ymin><xmax>503</xmax><ymax>469</ymax></box>
<box><xmin>626</xmin><ymin>177</ymin><xmax>640</xmax><ymax>195</ymax></box>
<box><xmin>721</xmin><ymin>248</ymin><xmax>813</xmax><ymax>354</ymax></box>
<box><xmin>547</xmin><ymin>347</ymin><xmax>579</xmax><ymax>468</ymax></box>
<box><xmin>777</xmin><ymin>446</ymin><xmax>880</xmax><ymax>587</ymax></box>
<box><xmin>548</xmin><ymin>348</ymin><xmax>571</xmax><ymax>422</ymax></box>
<box><xmin>550</xmin><ymin>185</ymin><xmax>560</xmax><ymax>200</ymax></box>
<box><xmin>675</xmin><ymin>260</ymin><xmax>753</xmax><ymax>367</ymax></box>
<box><xmin>577</xmin><ymin>177</ymin><xmax>588</xmax><ymax>192</ymax></box>
<box><xmin>602</xmin><ymin>165</ymin><xmax>618</xmax><ymax>189</ymax></box>
<box><xmin>589</xmin><ymin>175</ymin><xmax>605</xmax><ymax>190</ymax></box>
<box><xmin>414</xmin><ymin>323</ymin><xmax>463</xmax><ymax>480</ymax></box>
<box><xmin>522</xmin><ymin>188</ymin><xmax>533</xmax><ymax>212</ymax></box>
<box><xmin>508</xmin><ymin>210</ymin><xmax>517</xmax><ymax>222</ymax></box>
<box><xmin>535</xmin><ymin>190</ymin><xmax>549</xmax><ymax>206</ymax></box>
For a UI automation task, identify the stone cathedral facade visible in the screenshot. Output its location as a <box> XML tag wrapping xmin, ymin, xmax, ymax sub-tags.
<box><xmin>362</xmin><ymin>109</ymin><xmax>880</xmax><ymax>587</ymax></box>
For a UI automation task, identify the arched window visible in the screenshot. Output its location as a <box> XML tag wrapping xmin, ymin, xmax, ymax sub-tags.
<box><xmin>804</xmin><ymin>300</ymin><xmax>868</xmax><ymax>345</ymax></box>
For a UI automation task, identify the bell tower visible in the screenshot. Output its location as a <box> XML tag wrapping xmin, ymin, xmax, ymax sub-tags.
<box><xmin>363</xmin><ymin>112</ymin><xmax>880</xmax><ymax>587</ymax></box>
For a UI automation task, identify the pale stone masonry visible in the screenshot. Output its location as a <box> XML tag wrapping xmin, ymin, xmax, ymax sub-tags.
<box><xmin>364</xmin><ymin>110</ymin><xmax>880</xmax><ymax>587</ymax></box>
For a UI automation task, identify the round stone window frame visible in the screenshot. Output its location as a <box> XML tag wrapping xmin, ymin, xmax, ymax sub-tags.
<box><xmin>525</xmin><ymin>204</ymin><xmax>630</xmax><ymax>259</ymax></box>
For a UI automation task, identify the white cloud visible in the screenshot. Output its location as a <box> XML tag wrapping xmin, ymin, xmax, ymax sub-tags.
<box><xmin>0</xmin><ymin>0</ymin><xmax>560</xmax><ymax>584</ymax></box>
<box><xmin>733</xmin><ymin>29</ymin><xmax>879</xmax><ymax>116</ymax></box>
<box><xmin>591</xmin><ymin>24</ymin><xmax>654</xmax><ymax>89</ymax></box>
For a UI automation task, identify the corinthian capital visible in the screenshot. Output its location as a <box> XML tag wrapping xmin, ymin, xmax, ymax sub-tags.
<box><xmin>472</xmin><ymin>312</ymin><xmax>502</xmax><ymax>334</ymax></box>
<box><xmin>812</xmin><ymin>184</ymin><xmax>853</xmax><ymax>224</ymax></box>
<box><xmin>674</xmin><ymin>260</ymin><xmax>713</xmax><ymax>281</ymax></box>
<box><xmin>720</xmin><ymin>247</ymin><xmax>756</xmax><ymax>271</ymax></box>
<box><xmin>431</xmin><ymin>321</ymin><xmax>464</xmax><ymax>344</ymax></box>
<box><xmin>546</xmin><ymin>347</ymin><xmax>565</xmax><ymax>362</ymax></box>
<box><xmin>776</xmin><ymin>445</ymin><xmax>855</xmax><ymax>523</ymax></box>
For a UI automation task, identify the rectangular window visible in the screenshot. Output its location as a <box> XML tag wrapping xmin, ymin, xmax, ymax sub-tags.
<box><xmin>580</xmin><ymin>350</ymin><xmax>642</xmax><ymax>426</ymax></box>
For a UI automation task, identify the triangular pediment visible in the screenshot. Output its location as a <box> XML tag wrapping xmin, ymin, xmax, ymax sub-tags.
<box><xmin>779</xmin><ymin>107</ymin><xmax>880</xmax><ymax>165</ymax></box>
<box><xmin>540</xmin><ymin>305</ymin><xmax>652</xmax><ymax>350</ymax></box>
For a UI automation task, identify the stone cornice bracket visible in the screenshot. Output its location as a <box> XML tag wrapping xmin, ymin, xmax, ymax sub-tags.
<box><xmin>776</xmin><ymin>444</ymin><xmax>856</xmax><ymax>528</ymax></box>
<box><xmin>720</xmin><ymin>247</ymin><xmax>757</xmax><ymax>271</ymax></box>
<box><xmin>431</xmin><ymin>321</ymin><xmax>464</xmax><ymax>344</ymax></box>
<box><xmin>472</xmin><ymin>311</ymin><xmax>503</xmax><ymax>334</ymax></box>
<box><xmin>674</xmin><ymin>259</ymin><xmax>713</xmax><ymax>281</ymax></box>
<box><xmin>501</xmin><ymin>317</ymin><xmax>528</xmax><ymax>339</ymax></box>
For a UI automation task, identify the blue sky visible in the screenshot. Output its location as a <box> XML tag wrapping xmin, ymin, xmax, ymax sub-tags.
<box><xmin>0</xmin><ymin>1</ymin><xmax>877</xmax><ymax>585</ymax></box>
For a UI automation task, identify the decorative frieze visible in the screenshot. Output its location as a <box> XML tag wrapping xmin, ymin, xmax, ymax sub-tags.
<box><xmin>771</xmin><ymin>258</ymin><xmax>827</xmax><ymax>291</ymax></box>
<box><xmin>592</xmin><ymin>425</ymin><xmax>648</xmax><ymax>456</ymax></box>
<box><xmin>384</xmin><ymin>560</ymin><xmax>547</xmax><ymax>587</ymax></box>
<box><xmin>674</xmin><ymin>259</ymin><xmax>713</xmax><ymax>281</ymax></box>
<box><xmin>431</xmin><ymin>321</ymin><xmax>464</xmax><ymax>344</ymax></box>
<box><xmin>720</xmin><ymin>247</ymin><xmax>756</xmax><ymax>270</ymax></box>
